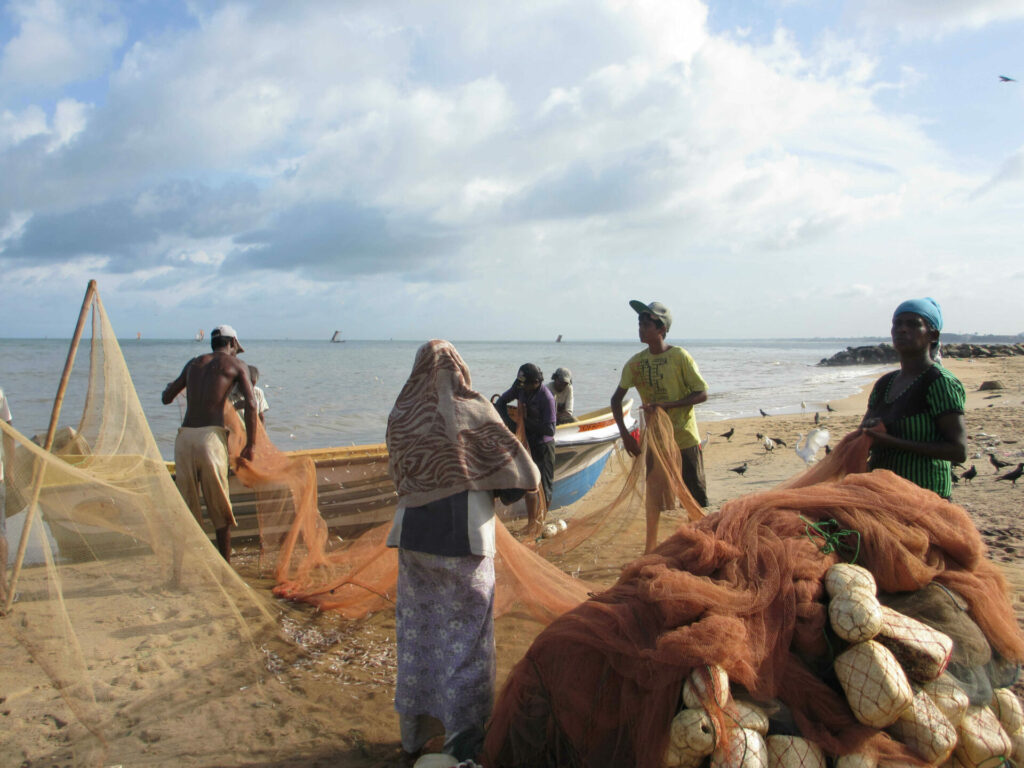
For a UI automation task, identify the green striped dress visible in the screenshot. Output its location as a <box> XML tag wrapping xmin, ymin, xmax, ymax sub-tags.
<box><xmin>866</xmin><ymin>364</ymin><xmax>965</xmax><ymax>498</ymax></box>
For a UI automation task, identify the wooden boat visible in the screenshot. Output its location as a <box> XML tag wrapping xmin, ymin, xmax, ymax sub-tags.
<box><xmin>35</xmin><ymin>403</ymin><xmax>636</xmax><ymax>557</ymax></box>
<box><xmin>172</xmin><ymin>400</ymin><xmax>637</xmax><ymax>542</ymax></box>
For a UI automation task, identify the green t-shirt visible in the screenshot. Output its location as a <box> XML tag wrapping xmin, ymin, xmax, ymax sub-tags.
<box><xmin>866</xmin><ymin>363</ymin><xmax>965</xmax><ymax>498</ymax></box>
<box><xmin>618</xmin><ymin>346</ymin><xmax>708</xmax><ymax>449</ymax></box>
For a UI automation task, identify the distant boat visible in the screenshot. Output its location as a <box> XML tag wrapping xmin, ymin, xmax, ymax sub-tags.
<box><xmin>194</xmin><ymin>329</ymin><xmax>204</xmax><ymax>342</ymax></box>
<box><xmin>556</xmin><ymin>334</ymin><xmax>563</xmax><ymax>343</ymax></box>
<box><xmin>330</xmin><ymin>330</ymin><xmax>344</xmax><ymax>343</ymax></box>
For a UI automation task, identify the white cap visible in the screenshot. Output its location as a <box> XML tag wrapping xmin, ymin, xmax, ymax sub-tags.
<box><xmin>211</xmin><ymin>325</ymin><xmax>244</xmax><ymax>352</ymax></box>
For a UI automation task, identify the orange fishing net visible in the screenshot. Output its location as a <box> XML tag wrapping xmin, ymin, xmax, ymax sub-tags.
<box><xmin>534</xmin><ymin>407</ymin><xmax>703</xmax><ymax>558</ymax></box>
<box><xmin>482</xmin><ymin>432</ymin><xmax>1024</xmax><ymax>767</ymax></box>
<box><xmin>224</xmin><ymin>406</ymin><xmax>594</xmax><ymax>624</ymax></box>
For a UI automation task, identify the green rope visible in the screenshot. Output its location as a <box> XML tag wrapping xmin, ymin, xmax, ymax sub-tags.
<box><xmin>800</xmin><ymin>516</ymin><xmax>861</xmax><ymax>564</ymax></box>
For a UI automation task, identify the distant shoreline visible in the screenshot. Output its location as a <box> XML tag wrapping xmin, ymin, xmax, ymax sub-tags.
<box><xmin>2</xmin><ymin>333</ymin><xmax>1015</xmax><ymax>346</ymax></box>
<box><xmin>3</xmin><ymin>334</ymin><xmax>1021</xmax><ymax>344</ymax></box>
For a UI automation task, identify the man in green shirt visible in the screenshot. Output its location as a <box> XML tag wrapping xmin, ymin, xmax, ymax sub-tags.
<box><xmin>611</xmin><ymin>300</ymin><xmax>708</xmax><ymax>552</ymax></box>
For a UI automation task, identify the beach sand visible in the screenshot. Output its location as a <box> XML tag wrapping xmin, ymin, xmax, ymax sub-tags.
<box><xmin>2</xmin><ymin>357</ymin><xmax>1022</xmax><ymax>767</ymax></box>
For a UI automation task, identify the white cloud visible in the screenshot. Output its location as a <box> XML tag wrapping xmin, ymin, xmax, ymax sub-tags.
<box><xmin>0</xmin><ymin>104</ymin><xmax>47</xmax><ymax>148</ymax></box>
<box><xmin>0</xmin><ymin>0</ymin><xmax>126</xmax><ymax>89</ymax></box>
<box><xmin>851</xmin><ymin>0</ymin><xmax>1024</xmax><ymax>39</ymax></box>
<box><xmin>48</xmin><ymin>98</ymin><xmax>89</xmax><ymax>150</ymax></box>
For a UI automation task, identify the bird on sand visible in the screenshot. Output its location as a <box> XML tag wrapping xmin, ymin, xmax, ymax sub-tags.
<box><xmin>763</xmin><ymin>436</ymin><xmax>776</xmax><ymax>452</ymax></box>
<box><xmin>962</xmin><ymin>465</ymin><xmax>978</xmax><ymax>484</ymax></box>
<box><xmin>1000</xmin><ymin>75</ymin><xmax>1017</xmax><ymax>82</ymax></box>
<box><xmin>996</xmin><ymin>463</ymin><xmax>1024</xmax><ymax>486</ymax></box>
<box><xmin>824</xmin><ymin>444</ymin><xmax>831</xmax><ymax>455</ymax></box>
<box><xmin>719</xmin><ymin>427</ymin><xmax>735</xmax><ymax>441</ymax></box>
<box><xmin>801</xmin><ymin>401</ymin><xmax>806</xmax><ymax>409</ymax></box>
<box><xmin>951</xmin><ymin>469</ymin><xmax>960</xmax><ymax>485</ymax></box>
<box><xmin>814</xmin><ymin>412</ymin><xmax>820</xmax><ymax>425</ymax></box>
<box><xmin>990</xmin><ymin>453</ymin><xmax>1012</xmax><ymax>472</ymax></box>
<box><xmin>760</xmin><ymin>408</ymin><xmax>769</xmax><ymax>417</ymax></box>
<box><xmin>826</xmin><ymin>403</ymin><xmax>836</xmax><ymax>412</ymax></box>
<box><xmin>795</xmin><ymin>428</ymin><xmax>830</xmax><ymax>464</ymax></box>
<box><xmin>995</xmin><ymin>462</ymin><xmax>1019</xmax><ymax>487</ymax></box>
<box><xmin>729</xmin><ymin>462</ymin><xmax>749</xmax><ymax>475</ymax></box>
<box><xmin>699</xmin><ymin>432</ymin><xmax>710</xmax><ymax>450</ymax></box>
<box><xmin>769</xmin><ymin>436</ymin><xmax>787</xmax><ymax>447</ymax></box>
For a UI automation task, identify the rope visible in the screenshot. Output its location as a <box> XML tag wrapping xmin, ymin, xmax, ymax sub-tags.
<box><xmin>799</xmin><ymin>516</ymin><xmax>861</xmax><ymax>564</ymax></box>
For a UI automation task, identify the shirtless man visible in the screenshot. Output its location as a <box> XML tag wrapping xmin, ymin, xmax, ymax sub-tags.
<box><xmin>162</xmin><ymin>325</ymin><xmax>256</xmax><ymax>562</ymax></box>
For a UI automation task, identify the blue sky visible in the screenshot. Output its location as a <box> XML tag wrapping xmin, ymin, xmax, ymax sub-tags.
<box><xmin>1</xmin><ymin>0</ymin><xmax>1022</xmax><ymax>341</ymax></box>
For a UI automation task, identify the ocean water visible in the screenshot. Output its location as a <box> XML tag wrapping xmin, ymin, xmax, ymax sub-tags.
<box><xmin>0</xmin><ymin>337</ymin><xmax>890</xmax><ymax>460</ymax></box>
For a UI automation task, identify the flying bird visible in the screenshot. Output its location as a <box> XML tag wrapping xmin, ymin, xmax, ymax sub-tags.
<box><xmin>962</xmin><ymin>465</ymin><xmax>977</xmax><ymax>484</ymax></box>
<box><xmin>996</xmin><ymin>463</ymin><xmax>1024</xmax><ymax>486</ymax></box>
<box><xmin>990</xmin><ymin>453</ymin><xmax>1012</xmax><ymax>472</ymax></box>
<box><xmin>1000</xmin><ymin>75</ymin><xmax>1017</xmax><ymax>82</ymax></box>
<box><xmin>719</xmin><ymin>427</ymin><xmax>735</xmax><ymax>441</ymax></box>
<box><xmin>760</xmin><ymin>408</ymin><xmax>770</xmax><ymax>417</ymax></box>
<box><xmin>795</xmin><ymin>428</ymin><xmax>830</xmax><ymax>465</ymax></box>
<box><xmin>729</xmin><ymin>462</ymin><xmax>749</xmax><ymax>475</ymax></box>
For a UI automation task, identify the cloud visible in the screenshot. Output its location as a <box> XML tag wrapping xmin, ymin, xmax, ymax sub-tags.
<box><xmin>971</xmin><ymin>148</ymin><xmax>1024</xmax><ymax>198</ymax></box>
<box><xmin>850</xmin><ymin>0</ymin><xmax>1024</xmax><ymax>39</ymax></box>
<box><xmin>2</xmin><ymin>0</ymin><xmax>1023</xmax><ymax>339</ymax></box>
<box><xmin>0</xmin><ymin>0</ymin><xmax>126</xmax><ymax>89</ymax></box>
<box><xmin>2</xmin><ymin>180</ymin><xmax>264</xmax><ymax>270</ymax></box>
<box><xmin>230</xmin><ymin>200</ymin><xmax>464</xmax><ymax>280</ymax></box>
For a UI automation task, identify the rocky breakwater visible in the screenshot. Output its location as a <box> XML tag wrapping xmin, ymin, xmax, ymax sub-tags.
<box><xmin>819</xmin><ymin>343</ymin><xmax>1024</xmax><ymax>366</ymax></box>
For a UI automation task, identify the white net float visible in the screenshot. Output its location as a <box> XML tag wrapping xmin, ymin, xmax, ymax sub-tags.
<box><xmin>833</xmin><ymin>753</ymin><xmax>876</xmax><ymax>768</ymax></box>
<box><xmin>954</xmin><ymin>705</ymin><xmax>1012</xmax><ymax>768</ymax></box>
<box><xmin>990</xmin><ymin>688</ymin><xmax>1024</xmax><ymax>735</ymax></box>
<box><xmin>887</xmin><ymin>689</ymin><xmax>957</xmax><ymax>765</ymax></box>
<box><xmin>921</xmin><ymin>674</ymin><xmax>970</xmax><ymax>726</ymax></box>
<box><xmin>765</xmin><ymin>735</ymin><xmax>826</xmax><ymax>768</ymax></box>
<box><xmin>834</xmin><ymin>640</ymin><xmax>914</xmax><ymax>728</ymax></box>
<box><xmin>665</xmin><ymin>707</ymin><xmax>717</xmax><ymax>768</ymax></box>
<box><xmin>731</xmin><ymin>700</ymin><xmax>769</xmax><ymax>735</ymax></box>
<box><xmin>829</xmin><ymin>591</ymin><xmax>883</xmax><ymax>643</ymax></box>
<box><xmin>824</xmin><ymin>563</ymin><xmax>877</xmax><ymax>599</ymax></box>
<box><xmin>683</xmin><ymin>664</ymin><xmax>730</xmax><ymax>710</ymax></box>
<box><xmin>875</xmin><ymin>606</ymin><xmax>953</xmax><ymax>682</ymax></box>
<box><xmin>710</xmin><ymin>727</ymin><xmax>767</xmax><ymax>768</ymax></box>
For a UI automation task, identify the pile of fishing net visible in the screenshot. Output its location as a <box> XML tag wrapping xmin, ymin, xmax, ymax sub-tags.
<box><xmin>483</xmin><ymin>431</ymin><xmax>1024</xmax><ymax>767</ymax></box>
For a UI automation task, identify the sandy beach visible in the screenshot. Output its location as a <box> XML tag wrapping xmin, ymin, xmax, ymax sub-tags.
<box><xmin>3</xmin><ymin>356</ymin><xmax>1023</xmax><ymax>767</ymax></box>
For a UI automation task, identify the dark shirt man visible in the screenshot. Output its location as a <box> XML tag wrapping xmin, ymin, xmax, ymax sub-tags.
<box><xmin>494</xmin><ymin>363</ymin><xmax>556</xmax><ymax>532</ymax></box>
<box><xmin>162</xmin><ymin>325</ymin><xmax>256</xmax><ymax>562</ymax></box>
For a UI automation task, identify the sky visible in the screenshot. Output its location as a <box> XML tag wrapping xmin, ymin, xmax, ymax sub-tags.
<box><xmin>1</xmin><ymin>0</ymin><xmax>1022</xmax><ymax>341</ymax></box>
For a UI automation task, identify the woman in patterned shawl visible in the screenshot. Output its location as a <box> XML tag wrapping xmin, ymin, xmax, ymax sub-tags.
<box><xmin>385</xmin><ymin>340</ymin><xmax>540</xmax><ymax>764</ymax></box>
<box><xmin>860</xmin><ymin>297</ymin><xmax>967</xmax><ymax>498</ymax></box>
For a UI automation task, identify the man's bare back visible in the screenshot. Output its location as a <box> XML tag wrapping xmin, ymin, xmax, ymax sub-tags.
<box><xmin>163</xmin><ymin>342</ymin><xmax>257</xmax><ymax>460</ymax></box>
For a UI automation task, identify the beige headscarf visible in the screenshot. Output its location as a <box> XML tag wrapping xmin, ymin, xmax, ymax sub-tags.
<box><xmin>386</xmin><ymin>340</ymin><xmax>540</xmax><ymax>508</ymax></box>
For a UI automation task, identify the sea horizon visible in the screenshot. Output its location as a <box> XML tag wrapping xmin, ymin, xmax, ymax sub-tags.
<box><xmin>1</xmin><ymin>337</ymin><xmax>889</xmax><ymax>461</ymax></box>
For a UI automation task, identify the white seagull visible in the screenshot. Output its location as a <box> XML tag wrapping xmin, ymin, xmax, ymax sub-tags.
<box><xmin>795</xmin><ymin>428</ymin><xmax>830</xmax><ymax>464</ymax></box>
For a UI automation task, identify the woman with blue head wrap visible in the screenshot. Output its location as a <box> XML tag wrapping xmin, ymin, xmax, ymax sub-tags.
<box><xmin>859</xmin><ymin>298</ymin><xmax>967</xmax><ymax>498</ymax></box>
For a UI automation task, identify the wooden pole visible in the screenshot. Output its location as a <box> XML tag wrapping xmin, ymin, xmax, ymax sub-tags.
<box><xmin>3</xmin><ymin>280</ymin><xmax>97</xmax><ymax>614</ymax></box>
